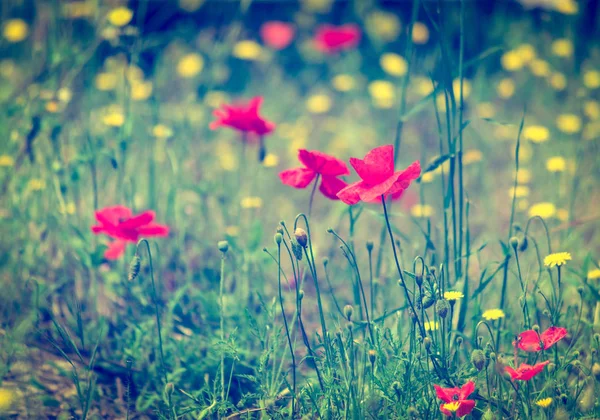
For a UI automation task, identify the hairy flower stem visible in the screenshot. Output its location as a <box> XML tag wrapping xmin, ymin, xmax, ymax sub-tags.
<box><xmin>277</xmin><ymin>242</ymin><xmax>296</xmax><ymax>416</ymax></box>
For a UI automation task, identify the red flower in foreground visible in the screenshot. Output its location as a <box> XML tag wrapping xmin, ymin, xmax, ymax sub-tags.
<box><xmin>279</xmin><ymin>149</ymin><xmax>349</xmax><ymax>199</ymax></box>
<box><xmin>209</xmin><ymin>96</ymin><xmax>275</xmax><ymax>137</ymax></box>
<box><xmin>337</xmin><ymin>145</ymin><xmax>421</xmax><ymax>205</ymax></box>
<box><xmin>314</xmin><ymin>24</ymin><xmax>361</xmax><ymax>54</ymax></box>
<box><xmin>434</xmin><ymin>381</ymin><xmax>476</xmax><ymax>418</ymax></box>
<box><xmin>505</xmin><ymin>360</ymin><xmax>549</xmax><ymax>381</ymax></box>
<box><xmin>260</xmin><ymin>21</ymin><xmax>295</xmax><ymax>50</ymax></box>
<box><xmin>91</xmin><ymin>205</ymin><xmax>169</xmax><ymax>260</ymax></box>
<box><xmin>514</xmin><ymin>326</ymin><xmax>567</xmax><ymax>352</ymax></box>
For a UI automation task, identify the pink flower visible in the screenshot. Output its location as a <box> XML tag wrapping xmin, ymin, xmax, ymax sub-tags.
<box><xmin>336</xmin><ymin>145</ymin><xmax>420</xmax><ymax>205</ymax></box>
<box><xmin>434</xmin><ymin>381</ymin><xmax>476</xmax><ymax>418</ymax></box>
<box><xmin>314</xmin><ymin>24</ymin><xmax>361</xmax><ymax>54</ymax></box>
<box><xmin>91</xmin><ymin>205</ymin><xmax>169</xmax><ymax>260</ymax></box>
<box><xmin>514</xmin><ymin>326</ymin><xmax>568</xmax><ymax>352</ymax></box>
<box><xmin>279</xmin><ymin>149</ymin><xmax>349</xmax><ymax>199</ymax></box>
<box><xmin>260</xmin><ymin>21</ymin><xmax>295</xmax><ymax>50</ymax></box>
<box><xmin>505</xmin><ymin>360</ymin><xmax>549</xmax><ymax>381</ymax></box>
<box><xmin>209</xmin><ymin>96</ymin><xmax>275</xmax><ymax>137</ymax></box>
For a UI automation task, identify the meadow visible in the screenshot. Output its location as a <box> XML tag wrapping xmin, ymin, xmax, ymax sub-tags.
<box><xmin>0</xmin><ymin>0</ymin><xmax>599</xmax><ymax>418</ymax></box>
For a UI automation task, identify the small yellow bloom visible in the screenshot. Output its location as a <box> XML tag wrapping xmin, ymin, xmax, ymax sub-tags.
<box><xmin>424</xmin><ymin>321</ymin><xmax>439</xmax><ymax>331</ymax></box>
<box><xmin>529</xmin><ymin>202</ymin><xmax>556</xmax><ymax>219</ymax></box>
<box><xmin>546</xmin><ymin>156</ymin><xmax>566</xmax><ymax>172</ymax></box>
<box><xmin>0</xmin><ymin>155</ymin><xmax>15</xmax><ymax>167</ymax></box>
<box><xmin>380</xmin><ymin>53</ymin><xmax>407</xmax><ymax>77</ymax></box>
<box><xmin>411</xmin><ymin>22</ymin><xmax>429</xmax><ymax>44</ymax></box>
<box><xmin>420</xmin><ymin>172</ymin><xmax>435</xmax><ymax>183</ymax></box>
<box><xmin>263</xmin><ymin>153</ymin><xmax>279</xmax><ymax>167</ymax></box>
<box><xmin>549</xmin><ymin>72</ymin><xmax>567</xmax><ymax>91</ymax></box>
<box><xmin>523</xmin><ymin>125</ymin><xmax>550</xmax><ymax>143</ymax></box>
<box><xmin>556</xmin><ymin>114</ymin><xmax>581</xmax><ymax>134</ymax></box>
<box><xmin>95</xmin><ymin>72</ymin><xmax>118</xmax><ymax>91</ymax></box>
<box><xmin>544</xmin><ymin>252</ymin><xmax>572</xmax><ymax>268</ymax></box>
<box><xmin>557</xmin><ymin>209</ymin><xmax>569</xmax><ymax>222</ymax></box>
<box><xmin>444</xmin><ymin>291</ymin><xmax>464</xmax><ymax>301</ymax></box>
<box><xmin>453</xmin><ymin>78</ymin><xmax>472</xmax><ymax>100</ymax></box>
<box><xmin>501</xmin><ymin>50</ymin><xmax>524</xmax><ymax>71</ymax></box>
<box><xmin>60</xmin><ymin>202</ymin><xmax>76</xmax><ymax>215</ymax></box>
<box><xmin>177</xmin><ymin>53</ymin><xmax>204</xmax><ymax>78</ymax></box>
<box><xmin>57</xmin><ymin>87</ymin><xmax>72</xmax><ymax>103</ymax></box>
<box><xmin>516</xmin><ymin>44</ymin><xmax>536</xmax><ymax>63</ymax></box>
<box><xmin>482</xmin><ymin>309</ymin><xmax>505</xmax><ymax>321</ymax></box>
<box><xmin>232</xmin><ymin>40</ymin><xmax>263</xmax><ymax>60</ymax></box>
<box><xmin>306</xmin><ymin>94</ymin><xmax>332</xmax><ymax>114</ymax></box>
<box><xmin>3</xmin><ymin>19</ymin><xmax>29</xmax><ymax>42</ymax></box>
<box><xmin>516</xmin><ymin>168</ymin><xmax>532</xmax><ymax>183</ymax></box>
<box><xmin>411</xmin><ymin>204</ymin><xmax>434</xmax><ymax>218</ymax></box>
<box><xmin>509</xmin><ymin>185</ymin><xmax>530</xmax><ymax>198</ymax></box>
<box><xmin>587</xmin><ymin>269</ymin><xmax>600</xmax><ymax>280</ymax></box>
<box><xmin>131</xmin><ymin>80</ymin><xmax>153</xmax><ymax>100</ymax></box>
<box><xmin>27</xmin><ymin>178</ymin><xmax>46</xmax><ymax>191</ymax></box>
<box><xmin>0</xmin><ymin>388</ymin><xmax>16</xmax><ymax>411</ymax></box>
<box><xmin>551</xmin><ymin>39</ymin><xmax>573</xmax><ymax>58</ymax></box>
<box><xmin>529</xmin><ymin>59</ymin><xmax>551</xmax><ymax>77</ymax></box>
<box><xmin>331</xmin><ymin>74</ymin><xmax>355</xmax><ymax>92</ymax></box>
<box><xmin>497</xmin><ymin>78</ymin><xmax>515</xmax><ymax>99</ymax></box>
<box><xmin>366</xmin><ymin>11</ymin><xmax>401</xmax><ymax>41</ymax></box>
<box><xmin>476</xmin><ymin>102</ymin><xmax>496</xmax><ymax>119</ymax></box>
<box><xmin>152</xmin><ymin>124</ymin><xmax>173</xmax><ymax>138</ymax></box>
<box><xmin>45</xmin><ymin>100</ymin><xmax>60</xmax><ymax>113</ymax></box>
<box><xmin>373</xmin><ymin>97</ymin><xmax>394</xmax><ymax>109</ymax></box>
<box><xmin>535</xmin><ymin>398</ymin><xmax>553</xmax><ymax>409</ymax></box>
<box><xmin>107</xmin><ymin>7</ymin><xmax>133</xmax><ymax>27</ymax></box>
<box><xmin>103</xmin><ymin>111</ymin><xmax>125</xmax><ymax>127</ymax></box>
<box><xmin>204</xmin><ymin>91</ymin><xmax>229</xmax><ymax>108</ymax></box>
<box><xmin>240</xmin><ymin>196</ymin><xmax>263</xmax><ymax>209</ymax></box>
<box><xmin>463</xmin><ymin>149</ymin><xmax>482</xmax><ymax>165</ymax></box>
<box><xmin>442</xmin><ymin>402</ymin><xmax>460</xmax><ymax>413</ymax></box>
<box><xmin>225</xmin><ymin>225</ymin><xmax>239</xmax><ymax>237</ymax></box>
<box><xmin>583</xmin><ymin>70</ymin><xmax>600</xmax><ymax>89</ymax></box>
<box><xmin>368</xmin><ymin>80</ymin><xmax>395</xmax><ymax>101</ymax></box>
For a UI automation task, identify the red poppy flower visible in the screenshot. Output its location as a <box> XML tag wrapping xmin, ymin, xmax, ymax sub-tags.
<box><xmin>314</xmin><ymin>24</ymin><xmax>361</xmax><ymax>54</ymax></box>
<box><xmin>260</xmin><ymin>21</ymin><xmax>295</xmax><ymax>50</ymax></box>
<box><xmin>514</xmin><ymin>326</ymin><xmax>567</xmax><ymax>352</ymax></box>
<box><xmin>336</xmin><ymin>145</ymin><xmax>421</xmax><ymax>205</ymax></box>
<box><xmin>91</xmin><ymin>205</ymin><xmax>169</xmax><ymax>260</ymax></box>
<box><xmin>505</xmin><ymin>360</ymin><xmax>549</xmax><ymax>381</ymax></box>
<box><xmin>279</xmin><ymin>149</ymin><xmax>349</xmax><ymax>199</ymax></box>
<box><xmin>434</xmin><ymin>381</ymin><xmax>476</xmax><ymax>418</ymax></box>
<box><xmin>209</xmin><ymin>96</ymin><xmax>275</xmax><ymax>137</ymax></box>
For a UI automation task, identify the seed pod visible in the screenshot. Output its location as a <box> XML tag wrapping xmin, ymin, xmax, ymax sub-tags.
<box><xmin>366</xmin><ymin>241</ymin><xmax>374</xmax><ymax>251</ymax></box>
<box><xmin>274</xmin><ymin>233</ymin><xmax>283</xmax><ymax>245</ymax></box>
<box><xmin>509</xmin><ymin>236</ymin><xmax>519</xmax><ymax>250</ymax></box>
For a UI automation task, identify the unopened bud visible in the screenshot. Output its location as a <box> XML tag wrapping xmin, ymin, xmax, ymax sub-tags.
<box><xmin>509</xmin><ymin>236</ymin><xmax>519</xmax><ymax>251</ymax></box>
<box><xmin>548</xmin><ymin>362</ymin><xmax>556</xmax><ymax>373</ymax></box>
<box><xmin>298</xmin><ymin>289</ymin><xmax>304</xmax><ymax>300</ymax></box>
<box><xmin>423</xmin><ymin>337</ymin><xmax>432</xmax><ymax>350</ymax></box>
<box><xmin>415</xmin><ymin>275</ymin><xmax>423</xmax><ymax>288</ymax></box>
<box><xmin>218</xmin><ymin>240</ymin><xmax>229</xmax><ymax>253</ymax></box>
<box><xmin>471</xmin><ymin>349</ymin><xmax>486</xmax><ymax>371</ymax></box>
<box><xmin>276</xmin><ymin>225</ymin><xmax>284</xmax><ymax>235</ymax></box>
<box><xmin>518</xmin><ymin>236</ymin><xmax>528</xmax><ymax>252</ymax></box>
<box><xmin>294</xmin><ymin>228</ymin><xmax>308</xmax><ymax>248</ymax></box>
<box><xmin>164</xmin><ymin>382</ymin><xmax>174</xmax><ymax>398</ymax></box>
<box><xmin>436</xmin><ymin>299</ymin><xmax>450</xmax><ymax>318</ymax></box>
<box><xmin>532</xmin><ymin>324</ymin><xmax>540</xmax><ymax>332</ymax></box>
<box><xmin>368</xmin><ymin>349</ymin><xmax>376</xmax><ymax>364</ymax></box>
<box><xmin>274</xmin><ymin>233</ymin><xmax>283</xmax><ymax>245</ymax></box>
<box><xmin>128</xmin><ymin>254</ymin><xmax>141</xmax><ymax>281</ymax></box>
<box><xmin>291</xmin><ymin>240</ymin><xmax>303</xmax><ymax>260</ymax></box>
<box><xmin>592</xmin><ymin>362</ymin><xmax>600</xmax><ymax>381</ymax></box>
<box><xmin>343</xmin><ymin>304</ymin><xmax>353</xmax><ymax>321</ymax></box>
<box><xmin>456</xmin><ymin>336</ymin><xmax>463</xmax><ymax>346</ymax></box>
<box><xmin>366</xmin><ymin>241</ymin><xmax>374</xmax><ymax>252</ymax></box>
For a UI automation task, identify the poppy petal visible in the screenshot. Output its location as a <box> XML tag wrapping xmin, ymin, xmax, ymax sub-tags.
<box><xmin>298</xmin><ymin>149</ymin><xmax>349</xmax><ymax>176</ymax></box>
<box><xmin>119</xmin><ymin>211</ymin><xmax>155</xmax><ymax>229</ymax></box>
<box><xmin>337</xmin><ymin>181</ymin><xmax>368</xmax><ymax>205</ymax></box>
<box><xmin>456</xmin><ymin>400</ymin><xmax>476</xmax><ymax>418</ymax></box>
<box><xmin>349</xmin><ymin>144</ymin><xmax>394</xmax><ymax>184</ymax></box>
<box><xmin>138</xmin><ymin>224</ymin><xmax>170</xmax><ymax>237</ymax></box>
<box><xmin>279</xmin><ymin>167</ymin><xmax>316</xmax><ymax>188</ymax></box>
<box><xmin>459</xmin><ymin>381</ymin><xmax>475</xmax><ymax>400</ymax></box>
<box><xmin>356</xmin><ymin>173</ymin><xmax>399</xmax><ymax>202</ymax></box>
<box><xmin>433</xmin><ymin>385</ymin><xmax>455</xmax><ymax>403</ymax></box>
<box><xmin>104</xmin><ymin>240</ymin><xmax>128</xmax><ymax>260</ymax></box>
<box><xmin>95</xmin><ymin>205</ymin><xmax>133</xmax><ymax>226</ymax></box>
<box><xmin>387</xmin><ymin>161</ymin><xmax>422</xmax><ymax>194</ymax></box>
<box><xmin>540</xmin><ymin>326</ymin><xmax>567</xmax><ymax>350</ymax></box>
<box><xmin>516</xmin><ymin>330</ymin><xmax>542</xmax><ymax>352</ymax></box>
<box><xmin>319</xmin><ymin>175</ymin><xmax>347</xmax><ymax>199</ymax></box>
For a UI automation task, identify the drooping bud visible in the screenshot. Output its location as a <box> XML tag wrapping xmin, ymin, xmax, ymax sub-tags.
<box><xmin>128</xmin><ymin>254</ymin><xmax>141</xmax><ymax>281</ymax></box>
<box><xmin>366</xmin><ymin>241</ymin><xmax>374</xmax><ymax>252</ymax></box>
<box><xmin>518</xmin><ymin>236</ymin><xmax>528</xmax><ymax>252</ymax></box>
<box><xmin>436</xmin><ymin>299</ymin><xmax>450</xmax><ymax>318</ymax></box>
<box><xmin>368</xmin><ymin>349</ymin><xmax>376</xmax><ymax>365</ymax></box>
<box><xmin>592</xmin><ymin>362</ymin><xmax>600</xmax><ymax>381</ymax></box>
<box><xmin>294</xmin><ymin>228</ymin><xmax>308</xmax><ymax>248</ymax></box>
<box><xmin>218</xmin><ymin>240</ymin><xmax>229</xmax><ymax>253</ymax></box>
<box><xmin>471</xmin><ymin>349</ymin><xmax>486</xmax><ymax>371</ymax></box>
<box><xmin>276</xmin><ymin>225</ymin><xmax>284</xmax><ymax>235</ymax></box>
<box><xmin>298</xmin><ymin>289</ymin><xmax>304</xmax><ymax>300</ymax></box>
<box><xmin>423</xmin><ymin>337</ymin><xmax>432</xmax><ymax>350</ymax></box>
<box><xmin>509</xmin><ymin>236</ymin><xmax>519</xmax><ymax>251</ymax></box>
<box><xmin>343</xmin><ymin>304</ymin><xmax>354</xmax><ymax>321</ymax></box>
<box><xmin>415</xmin><ymin>274</ymin><xmax>423</xmax><ymax>288</ymax></box>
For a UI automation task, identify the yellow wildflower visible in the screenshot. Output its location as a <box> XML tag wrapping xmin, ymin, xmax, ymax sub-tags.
<box><xmin>497</xmin><ymin>78</ymin><xmax>515</xmax><ymax>99</ymax></box>
<box><xmin>420</xmin><ymin>172</ymin><xmax>435</xmax><ymax>183</ymax></box>
<box><xmin>453</xmin><ymin>78</ymin><xmax>472</xmax><ymax>100</ymax></box>
<box><xmin>240</xmin><ymin>196</ymin><xmax>263</xmax><ymax>209</ymax></box>
<box><xmin>366</xmin><ymin>11</ymin><xmax>401</xmax><ymax>42</ymax></box>
<box><xmin>444</xmin><ymin>291</ymin><xmax>464</xmax><ymax>301</ymax></box>
<box><xmin>583</xmin><ymin>70</ymin><xmax>600</xmax><ymax>89</ymax></box>
<box><xmin>501</xmin><ymin>50</ymin><xmax>524</xmax><ymax>71</ymax></box>
<box><xmin>516</xmin><ymin>168</ymin><xmax>532</xmax><ymax>183</ymax></box>
<box><xmin>516</xmin><ymin>44</ymin><xmax>535</xmax><ymax>63</ymax></box>
<box><xmin>3</xmin><ymin>19</ymin><xmax>29</xmax><ymax>42</ymax></box>
<box><xmin>535</xmin><ymin>398</ymin><xmax>553</xmax><ymax>408</ymax></box>
<box><xmin>523</xmin><ymin>125</ymin><xmax>550</xmax><ymax>143</ymax></box>
<box><xmin>509</xmin><ymin>185</ymin><xmax>530</xmax><ymax>198</ymax></box>
<box><xmin>556</xmin><ymin>114</ymin><xmax>581</xmax><ymax>134</ymax></box>
<box><xmin>463</xmin><ymin>149</ymin><xmax>482</xmax><ymax>165</ymax></box>
<box><xmin>368</xmin><ymin>80</ymin><xmax>395</xmax><ymax>101</ymax></box>
<box><xmin>131</xmin><ymin>80</ymin><xmax>153</xmax><ymax>100</ymax></box>
<box><xmin>177</xmin><ymin>53</ymin><xmax>204</xmax><ymax>78</ymax></box>
<box><xmin>380</xmin><ymin>53</ymin><xmax>407</xmax><ymax>77</ymax></box>
<box><xmin>546</xmin><ymin>156</ymin><xmax>566</xmax><ymax>172</ymax></box>
<box><xmin>233</xmin><ymin>40</ymin><xmax>263</xmax><ymax>60</ymax></box>
<box><xmin>331</xmin><ymin>74</ymin><xmax>355</xmax><ymax>92</ymax></box>
<box><xmin>477</xmin><ymin>102</ymin><xmax>496</xmax><ymax>119</ymax></box>
<box><xmin>551</xmin><ymin>39</ymin><xmax>573</xmax><ymax>57</ymax></box>
<box><xmin>587</xmin><ymin>269</ymin><xmax>600</xmax><ymax>280</ymax></box>
<box><xmin>411</xmin><ymin>22</ymin><xmax>429</xmax><ymax>44</ymax></box>
<box><xmin>57</xmin><ymin>87</ymin><xmax>72</xmax><ymax>103</ymax></box>
<box><xmin>107</xmin><ymin>7</ymin><xmax>133</xmax><ymax>27</ymax></box>
<box><xmin>529</xmin><ymin>202</ymin><xmax>556</xmax><ymax>218</ymax></box>
<box><xmin>529</xmin><ymin>59</ymin><xmax>550</xmax><ymax>77</ymax></box>
<box><xmin>544</xmin><ymin>252</ymin><xmax>571</xmax><ymax>268</ymax></box>
<box><xmin>411</xmin><ymin>204</ymin><xmax>434</xmax><ymax>218</ymax></box>
<box><xmin>27</xmin><ymin>178</ymin><xmax>46</xmax><ymax>191</ymax></box>
<box><xmin>424</xmin><ymin>321</ymin><xmax>439</xmax><ymax>332</ymax></box>
<box><xmin>306</xmin><ymin>94</ymin><xmax>332</xmax><ymax>114</ymax></box>
<box><xmin>0</xmin><ymin>155</ymin><xmax>15</xmax><ymax>167</ymax></box>
<box><xmin>263</xmin><ymin>153</ymin><xmax>279</xmax><ymax>168</ymax></box>
<box><xmin>549</xmin><ymin>73</ymin><xmax>567</xmax><ymax>91</ymax></box>
<box><xmin>0</xmin><ymin>388</ymin><xmax>16</xmax><ymax>411</ymax></box>
<box><xmin>557</xmin><ymin>209</ymin><xmax>569</xmax><ymax>222</ymax></box>
<box><xmin>152</xmin><ymin>124</ymin><xmax>173</xmax><ymax>139</ymax></box>
<box><xmin>103</xmin><ymin>111</ymin><xmax>125</xmax><ymax>127</ymax></box>
<box><xmin>301</xmin><ymin>0</ymin><xmax>333</xmax><ymax>13</ymax></box>
<box><xmin>95</xmin><ymin>72</ymin><xmax>118</xmax><ymax>91</ymax></box>
<box><xmin>583</xmin><ymin>100</ymin><xmax>599</xmax><ymax>120</ymax></box>
<box><xmin>45</xmin><ymin>100</ymin><xmax>60</xmax><ymax>113</ymax></box>
<box><xmin>225</xmin><ymin>225</ymin><xmax>239</xmax><ymax>237</ymax></box>
<box><xmin>412</xmin><ymin>76</ymin><xmax>434</xmax><ymax>96</ymax></box>
<box><xmin>482</xmin><ymin>309</ymin><xmax>505</xmax><ymax>321</ymax></box>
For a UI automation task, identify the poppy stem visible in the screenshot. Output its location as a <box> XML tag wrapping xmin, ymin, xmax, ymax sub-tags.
<box><xmin>308</xmin><ymin>174</ymin><xmax>320</xmax><ymax>219</ymax></box>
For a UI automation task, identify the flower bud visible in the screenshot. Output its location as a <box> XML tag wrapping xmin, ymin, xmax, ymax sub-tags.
<box><xmin>274</xmin><ymin>233</ymin><xmax>283</xmax><ymax>245</ymax></box>
<box><xmin>368</xmin><ymin>349</ymin><xmax>376</xmax><ymax>364</ymax></box>
<box><xmin>532</xmin><ymin>324</ymin><xmax>540</xmax><ymax>332</ymax></box>
<box><xmin>366</xmin><ymin>241</ymin><xmax>374</xmax><ymax>252</ymax></box>
<box><xmin>298</xmin><ymin>289</ymin><xmax>304</xmax><ymax>300</ymax></box>
<box><xmin>471</xmin><ymin>349</ymin><xmax>486</xmax><ymax>371</ymax></box>
<box><xmin>592</xmin><ymin>362</ymin><xmax>600</xmax><ymax>381</ymax></box>
<box><xmin>343</xmin><ymin>304</ymin><xmax>353</xmax><ymax>321</ymax></box>
<box><xmin>294</xmin><ymin>228</ymin><xmax>308</xmax><ymax>248</ymax></box>
<box><xmin>509</xmin><ymin>236</ymin><xmax>519</xmax><ymax>250</ymax></box>
<box><xmin>218</xmin><ymin>240</ymin><xmax>229</xmax><ymax>253</ymax></box>
<box><xmin>436</xmin><ymin>299</ymin><xmax>450</xmax><ymax>318</ymax></box>
<box><xmin>128</xmin><ymin>254</ymin><xmax>141</xmax><ymax>281</ymax></box>
<box><xmin>423</xmin><ymin>337</ymin><xmax>432</xmax><ymax>350</ymax></box>
<box><xmin>456</xmin><ymin>336</ymin><xmax>463</xmax><ymax>346</ymax></box>
<box><xmin>291</xmin><ymin>240</ymin><xmax>303</xmax><ymax>260</ymax></box>
<box><xmin>415</xmin><ymin>275</ymin><xmax>423</xmax><ymax>288</ymax></box>
<box><xmin>164</xmin><ymin>382</ymin><xmax>174</xmax><ymax>398</ymax></box>
<box><xmin>276</xmin><ymin>225</ymin><xmax>284</xmax><ymax>235</ymax></box>
<box><xmin>323</xmin><ymin>258</ymin><xmax>329</xmax><ymax>266</ymax></box>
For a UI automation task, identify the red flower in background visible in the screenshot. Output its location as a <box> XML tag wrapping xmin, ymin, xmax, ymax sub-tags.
<box><xmin>337</xmin><ymin>145</ymin><xmax>420</xmax><ymax>205</ymax></box>
<box><xmin>314</xmin><ymin>24</ymin><xmax>361</xmax><ymax>54</ymax></box>
<box><xmin>91</xmin><ymin>205</ymin><xmax>169</xmax><ymax>260</ymax></box>
<box><xmin>514</xmin><ymin>326</ymin><xmax>567</xmax><ymax>352</ymax></box>
<box><xmin>279</xmin><ymin>149</ymin><xmax>349</xmax><ymax>199</ymax></box>
<box><xmin>505</xmin><ymin>360</ymin><xmax>549</xmax><ymax>381</ymax></box>
<box><xmin>434</xmin><ymin>381</ymin><xmax>476</xmax><ymax>418</ymax></box>
<box><xmin>260</xmin><ymin>21</ymin><xmax>295</xmax><ymax>50</ymax></box>
<box><xmin>210</xmin><ymin>96</ymin><xmax>275</xmax><ymax>137</ymax></box>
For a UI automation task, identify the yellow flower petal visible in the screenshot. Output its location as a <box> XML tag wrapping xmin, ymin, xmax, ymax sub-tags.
<box><xmin>306</xmin><ymin>94</ymin><xmax>332</xmax><ymax>114</ymax></box>
<box><xmin>3</xmin><ymin>19</ymin><xmax>29</xmax><ymax>42</ymax></box>
<box><xmin>556</xmin><ymin>114</ymin><xmax>581</xmax><ymax>134</ymax></box>
<box><xmin>233</xmin><ymin>40</ymin><xmax>263</xmax><ymax>61</ymax></box>
<box><xmin>177</xmin><ymin>53</ymin><xmax>204</xmax><ymax>78</ymax></box>
<box><xmin>107</xmin><ymin>7</ymin><xmax>133</xmax><ymax>27</ymax></box>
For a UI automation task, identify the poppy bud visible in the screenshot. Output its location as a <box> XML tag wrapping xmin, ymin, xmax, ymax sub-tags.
<box><xmin>456</xmin><ymin>336</ymin><xmax>463</xmax><ymax>346</ymax></box>
<box><xmin>164</xmin><ymin>382</ymin><xmax>174</xmax><ymax>399</ymax></box>
<box><xmin>489</xmin><ymin>352</ymin><xmax>496</xmax><ymax>361</ymax></box>
<box><xmin>471</xmin><ymin>349</ymin><xmax>486</xmax><ymax>371</ymax></box>
<box><xmin>276</xmin><ymin>225</ymin><xmax>284</xmax><ymax>235</ymax></box>
<box><xmin>591</xmin><ymin>362</ymin><xmax>600</xmax><ymax>381</ymax></box>
<box><xmin>323</xmin><ymin>258</ymin><xmax>329</xmax><ymax>266</ymax></box>
<box><xmin>274</xmin><ymin>233</ymin><xmax>283</xmax><ymax>245</ymax></box>
<box><xmin>291</xmin><ymin>240</ymin><xmax>303</xmax><ymax>260</ymax></box>
<box><xmin>532</xmin><ymin>324</ymin><xmax>540</xmax><ymax>332</ymax></box>
<box><xmin>577</xmin><ymin>286</ymin><xmax>584</xmax><ymax>295</ymax></box>
<box><xmin>368</xmin><ymin>349</ymin><xmax>376</xmax><ymax>364</ymax></box>
<box><xmin>509</xmin><ymin>236</ymin><xmax>519</xmax><ymax>251</ymax></box>
<box><xmin>218</xmin><ymin>240</ymin><xmax>229</xmax><ymax>253</ymax></box>
<box><xmin>128</xmin><ymin>254</ymin><xmax>141</xmax><ymax>281</ymax></box>
<box><xmin>415</xmin><ymin>275</ymin><xmax>423</xmax><ymax>288</ymax></box>
<box><xmin>366</xmin><ymin>241</ymin><xmax>374</xmax><ymax>252</ymax></box>
<box><xmin>346</xmin><ymin>322</ymin><xmax>353</xmax><ymax>331</ymax></box>
<box><xmin>298</xmin><ymin>289</ymin><xmax>304</xmax><ymax>300</ymax></box>
<box><xmin>343</xmin><ymin>304</ymin><xmax>353</xmax><ymax>321</ymax></box>
<box><xmin>423</xmin><ymin>337</ymin><xmax>431</xmax><ymax>350</ymax></box>
<box><xmin>560</xmin><ymin>394</ymin><xmax>568</xmax><ymax>405</ymax></box>
<box><xmin>436</xmin><ymin>299</ymin><xmax>450</xmax><ymax>318</ymax></box>
<box><xmin>294</xmin><ymin>228</ymin><xmax>308</xmax><ymax>248</ymax></box>
<box><xmin>407</xmin><ymin>406</ymin><xmax>418</xmax><ymax>417</ymax></box>
<box><xmin>518</xmin><ymin>236</ymin><xmax>528</xmax><ymax>252</ymax></box>
<box><xmin>408</xmin><ymin>309</ymin><xmax>418</xmax><ymax>323</ymax></box>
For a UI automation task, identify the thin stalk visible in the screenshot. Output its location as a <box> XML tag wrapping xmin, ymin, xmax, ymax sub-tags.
<box><xmin>220</xmin><ymin>252</ymin><xmax>226</xmax><ymax>403</ymax></box>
